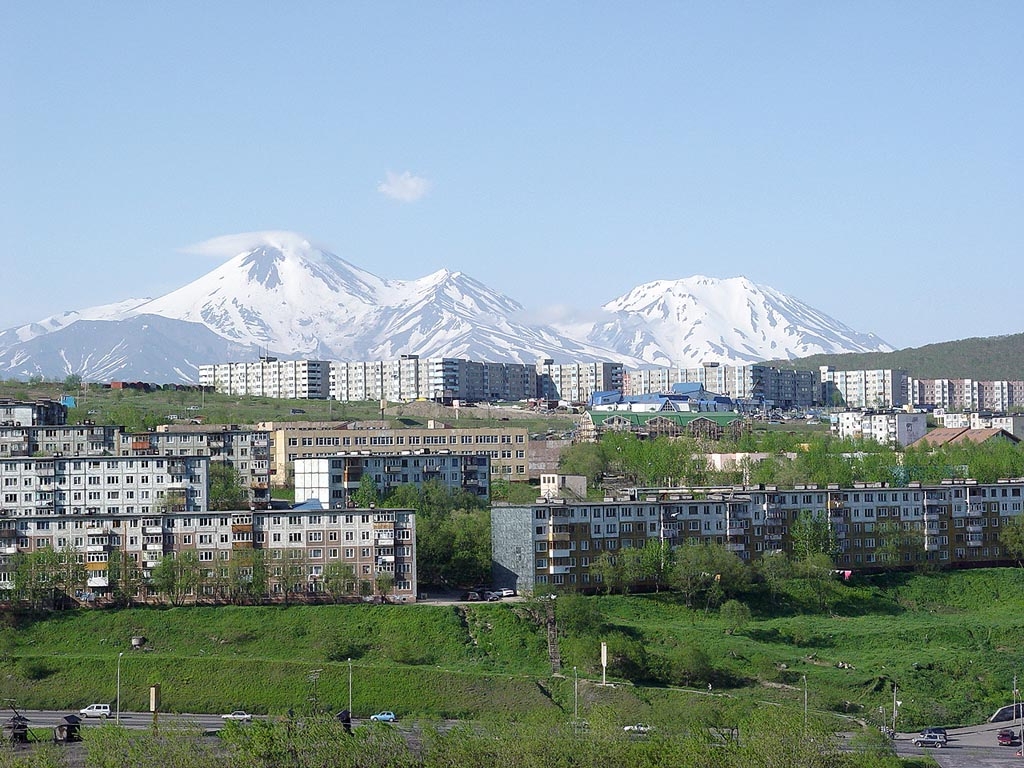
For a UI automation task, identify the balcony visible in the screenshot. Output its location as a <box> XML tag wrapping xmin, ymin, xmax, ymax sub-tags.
<box><xmin>725</xmin><ymin>543</ymin><xmax>745</xmax><ymax>552</ymax></box>
<box><xmin>549</xmin><ymin>548</ymin><xmax>570</xmax><ymax>559</ymax></box>
<box><xmin>86</xmin><ymin>544</ymin><xmax>108</xmax><ymax>553</ymax></box>
<box><xmin>726</xmin><ymin>527</ymin><xmax>745</xmax><ymax>537</ymax></box>
<box><xmin>86</xmin><ymin>576</ymin><xmax>109</xmax><ymax>589</ymax></box>
<box><xmin>375</xmin><ymin>537</ymin><xmax>394</xmax><ymax>547</ymax></box>
<box><xmin>966</xmin><ymin>537</ymin><xmax>983</xmax><ymax>547</ymax></box>
<box><xmin>548</xmin><ymin>531</ymin><xmax>570</xmax><ymax>542</ymax></box>
<box><xmin>1</xmin><ymin>546</ymin><xmax>17</xmax><ymax>555</ymax></box>
<box><xmin>966</xmin><ymin>524</ymin><xmax>983</xmax><ymax>534</ymax></box>
<box><xmin>924</xmin><ymin>541</ymin><xmax>940</xmax><ymax>551</ymax></box>
<box><xmin>764</xmin><ymin>534</ymin><xmax>783</xmax><ymax>542</ymax></box>
<box><xmin>144</xmin><ymin>543</ymin><xmax>165</xmax><ymax>552</ymax></box>
<box><xmin>143</xmin><ymin>526</ymin><xmax>164</xmax><ymax>535</ymax></box>
<box><xmin>548</xmin><ymin>565</ymin><xmax>572</xmax><ymax>575</ymax></box>
<box><xmin>923</xmin><ymin>511</ymin><xmax>940</xmax><ymax>522</ymax></box>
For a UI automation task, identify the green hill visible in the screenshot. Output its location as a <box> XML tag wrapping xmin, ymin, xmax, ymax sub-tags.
<box><xmin>5</xmin><ymin>568</ymin><xmax>1024</xmax><ymax>733</ymax></box>
<box><xmin>766</xmin><ymin>333</ymin><xmax>1024</xmax><ymax>380</ymax></box>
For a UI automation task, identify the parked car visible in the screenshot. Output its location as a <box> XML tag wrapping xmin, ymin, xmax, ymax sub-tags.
<box><xmin>912</xmin><ymin>733</ymin><xmax>945</xmax><ymax>748</ymax></box>
<box><xmin>484</xmin><ymin>591</ymin><xmax>502</xmax><ymax>601</ymax></box>
<box><xmin>79</xmin><ymin>704</ymin><xmax>110</xmax><ymax>719</ymax></box>
<box><xmin>497</xmin><ymin>588</ymin><xmax>516</xmax><ymax>597</ymax></box>
<box><xmin>370</xmin><ymin>711</ymin><xmax>397</xmax><ymax>722</ymax></box>
<box><xmin>918</xmin><ymin>728</ymin><xmax>947</xmax><ymax>742</ymax></box>
<box><xmin>221</xmin><ymin>710</ymin><xmax>253</xmax><ymax>722</ymax></box>
<box><xmin>998</xmin><ymin>728</ymin><xmax>1017</xmax><ymax>746</ymax></box>
<box><xmin>460</xmin><ymin>591</ymin><xmax>481</xmax><ymax>602</ymax></box>
<box><xmin>623</xmin><ymin>724</ymin><xmax>653</xmax><ymax>734</ymax></box>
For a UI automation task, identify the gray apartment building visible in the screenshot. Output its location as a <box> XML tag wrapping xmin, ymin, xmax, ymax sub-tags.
<box><xmin>492</xmin><ymin>479</ymin><xmax>1024</xmax><ymax>594</ymax></box>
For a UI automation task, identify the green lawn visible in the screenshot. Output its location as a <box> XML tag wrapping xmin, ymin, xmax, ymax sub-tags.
<box><xmin>4</xmin><ymin>568</ymin><xmax>1024</xmax><ymax>736</ymax></box>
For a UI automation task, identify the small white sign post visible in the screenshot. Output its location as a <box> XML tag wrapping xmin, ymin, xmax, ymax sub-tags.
<box><xmin>601</xmin><ymin>642</ymin><xmax>607</xmax><ymax>686</ymax></box>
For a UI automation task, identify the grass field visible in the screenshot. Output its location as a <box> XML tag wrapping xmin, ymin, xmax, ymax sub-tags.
<box><xmin>3</xmin><ymin>567</ymin><xmax>1023</xmax><ymax>737</ymax></box>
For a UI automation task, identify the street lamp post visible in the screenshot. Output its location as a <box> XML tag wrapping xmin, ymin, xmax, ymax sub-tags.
<box><xmin>116</xmin><ymin>652</ymin><xmax>124</xmax><ymax>725</ymax></box>
<box><xmin>573</xmin><ymin>666</ymin><xmax>578</xmax><ymax>727</ymax></box>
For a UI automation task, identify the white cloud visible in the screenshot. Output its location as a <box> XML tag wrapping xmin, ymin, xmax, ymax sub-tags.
<box><xmin>180</xmin><ymin>231</ymin><xmax>317</xmax><ymax>259</ymax></box>
<box><xmin>377</xmin><ymin>170</ymin><xmax>430</xmax><ymax>202</ymax></box>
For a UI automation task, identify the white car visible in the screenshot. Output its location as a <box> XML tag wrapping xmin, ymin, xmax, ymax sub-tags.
<box><xmin>79</xmin><ymin>703</ymin><xmax>111</xmax><ymax>718</ymax></box>
<box><xmin>221</xmin><ymin>710</ymin><xmax>253</xmax><ymax>722</ymax></box>
<box><xmin>624</xmin><ymin>724</ymin><xmax>653</xmax><ymax>734</ymax></box>
<box><xmin>497</xmin><ymin>588</ymin><xmax>516</xmax><ymax>597</ymax></box>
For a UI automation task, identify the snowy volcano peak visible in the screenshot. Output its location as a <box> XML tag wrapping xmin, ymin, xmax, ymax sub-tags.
<box><xmin>0</xmin><ymin>232</ymin><xmax>895</xmax><ymax>383</ymax></box>
<box><xmin>585</xmin><ymin>274</ymin><xmax>892</xmax><ymax>366</ymax></box>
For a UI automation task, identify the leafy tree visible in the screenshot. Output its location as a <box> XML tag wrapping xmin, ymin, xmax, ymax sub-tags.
<box><xmin>755</xmin><ymin>550</ymin><xmax>792</xmax><ymax>604</ymax></box>
<box><xmin>720</xmin><ymin>599</ymin><xmax>751</xmax><ymax>634</ymax></box>
<box><xmin>1001</xmin><ymin>515</ymin><xmax>1024</xmax><ymax>566</ymax></box>
<box><xmin>375</xmin><ymin>570</ymin><xmax>395</xmax><ymax>599</ymax></box>
<box><xmin>352</xmin><ymin>474</ymin><xmax>380</xmax><ymax>508</ymax></box>
<box><xmin>670</xmin><ymin>542</ymin><xmax>747</xmax><ymax>610</ymax></box>
<box><xmin>558</xmin><ymin>441</ymin><xmax>606</xmax><ymax>485</ymax></box>
<box><xmin>589</xmin><ymin>551</ymin><xmax>623</xmax><ymax>595</ymax></box>
<box><xmin>789</xmin><ymin>510</ymin><xmax>836</xmax><ymax>564</ymax></box>
<box><xmin>323</xmin><ymin>562</ymin><xmax>357</xmax><ymax>601</ymax></box>
<box><xmin>150</xmin><ymin>550</ymin><xmax>199</xmax><ymax>606</ymax></box>
<box><xmin>208</xmin><ymin>461</ymin><xmax>249</xmax><ymax>510</ymax></box>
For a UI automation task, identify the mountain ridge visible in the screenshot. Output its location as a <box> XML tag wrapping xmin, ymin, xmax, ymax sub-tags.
<box><xmin>0</xmin><ymin>231</ymin><xmax>897</xmax><ymax>383</ymax></box>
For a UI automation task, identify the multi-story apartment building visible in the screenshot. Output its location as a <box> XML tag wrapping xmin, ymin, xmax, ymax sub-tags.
<box><xmin>622</xmin><ymin>363</ymin><xmax>818</xmax><ymax>411</ymax></box>
<box><xmin>0</xmin><ymin>399</ymin><xmax>67</xmax><ymax>427</ymax></box>
<box><xmin>329</xmin><ymin>356</ymin><xmax>540</xmax><ymax>404</ymax></box>
<box><xmin>908</xmin><ymin>378</ymin><xmax>1024</xmax><ymax>412</ymax></box>
<box><xmin>294</xmin><ymin>451</ymin><xmax>490</xmax><ymax>506</ymax></box>
<box><xmin>0</xmin><ymin>423</ymin><xmax>120</xmax><ymax>457</ymax></box>
<box><xmin>119</xmin><ymin>425</ymin><xmax>273</xmax><ymax>510</ymax></box>
<box><xmin>820</xmin><ymin>367</ymin><xmax>908</xmax><ymax>409</ymax></box>
<box><xmin>538</xmin><ymin>361</ymin><xmax>624</xmax><ymax>404</ymax></box>
<box><xmin>492</xmin><ymin>478</ymin><xmax>1024</xmax><ymax>593</ymax></box>
<box><xmin>831</xmin><ymin>411</ymin><xmax>928</xmax><ymax>447</ymax></box>
<box><xmin>0</xmin><ymin>505</ymin><xmax>416</xmax><ymax>601</ymax></box>
<box><xmin>260</xmin><ymin>420</ymin><xmax>528</xmax><ymax>486</ymax></box>
<box><xmin>199</xmin><ymin>358</ymin><xmax>330</xmax><ymax>399</ymax></box>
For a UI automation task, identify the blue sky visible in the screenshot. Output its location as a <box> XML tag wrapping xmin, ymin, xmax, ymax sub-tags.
<box><xmin>2</xmin><ymin>2</ymin><xmax>1020</xmax><ymax>350</ymax></box>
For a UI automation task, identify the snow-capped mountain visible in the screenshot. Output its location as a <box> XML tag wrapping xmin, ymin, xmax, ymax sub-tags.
<box><xmin>0</xmin><ymin>232</ymin><xmax>892</xmax><ymax>383</ymax></box>
<box><xmin>575</xmin><ymin>276</ymin><xmax>892</xmax><ymax>367</ymax></box>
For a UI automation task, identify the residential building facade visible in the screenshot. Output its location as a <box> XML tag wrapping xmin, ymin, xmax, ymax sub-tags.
<box><xmin>0</xmin><ymin>504</ymin><xmax>416</xmax><ymax>601</ymax></box>
<box><xmin>820</xmin><ymin>367</ymin><xmax>909</xmax><ymax>409</ymax></box>
<box><xmin>492</xmin><ymin>478</ymin><xmax>1024</xmax><ymax>594</ymax></box>
<box><xmin>294</xmin><ymin>452</ymin><xmax>490</xmax><ymax>506</ymax></box>
<box><xmin>908</xmin><ymin>378</ymin><xmax>1024</xmax><ymax>412</ymax></box>
<box><xmin>831</xmin><ymin>411</ymin><xmax>928</xmax><ymax>447</ymax></box>
<box><xmin>199</xmin><ymin>359</ymin><xmax>330</xmax><ymax>399</ymax></box>
<box><xmin>260</xmin><ymin>420</ymin><xmax>529</xmax><ymax>486</ymax></box>
<box><xmin>622</xmin><ymin>363</ymin><xmax>818</xmax><ymax>411</ymax></box>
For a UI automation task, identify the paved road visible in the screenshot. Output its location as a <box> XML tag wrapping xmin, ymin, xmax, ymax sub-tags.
<box><xmin>893</xmin><ymin>722</ymin><xmax>1024</xmax><ymax>768</ymax></box>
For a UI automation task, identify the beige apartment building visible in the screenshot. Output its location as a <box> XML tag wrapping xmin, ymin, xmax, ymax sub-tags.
<box><xmin>260</xmin><ymin>420</ymin><xmax>530</xmax><ymax>486</ymax></box>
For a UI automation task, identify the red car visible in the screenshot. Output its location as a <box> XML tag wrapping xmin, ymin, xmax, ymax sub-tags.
<box><xmin>997</xmin><ymin>728</ymin><xmax>1017</xmax><ymax>746</ymax></box>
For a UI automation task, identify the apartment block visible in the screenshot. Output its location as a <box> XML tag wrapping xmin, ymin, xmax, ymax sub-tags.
<box><xmin>623</xmin><ymin>363</ymin><xmax>817</xmax><ymax>411</ymax></box>
<box><xmin>198</xmin><ymin>359</ymin><xmax>330</xmax><ymax>399</ymax></box>
<box><xmin>491</xmin><ymin>479</ymin><xmax>1024</xmax><ymax>593</ymax></box>
<box><xmin>0</xmin><ymin>399</ymin><xmax>67</xmax><ymax>427</ymax></box>
<box><xmin>908</xmin><ymin>378</ymin><xmax>1024</xmax><ymax>412</ymax></box>
<box><xmin>260</xmin><ymin>420</ymin><xmax>528</xmax><ymax>486</ymax></box>
<box><xmin>820</xmin><ymin>367</ymin><xmax>909</xmax><ymax>409</ymax></box>
<box><xmin>121</xmin><ymin>425</ymin><xmax>272</xmax><ymax>510</ymax></box>
<box><xmin>0</xmin><ymin>505</ymin><xmax>416</xmax><ymax>601</ymax></box>
<box><xmin>294</xmin><ymin>451</ymin><xmax>489</xmax><ymax>506</ymax></box>
<box><xmin>831</xmin><ymin>411</ymin><xmax>928</xmax><ymax>447</ymax></box>
<box><xmin>0</xmin><ymin>423</ymin><xmax>120</xmax><ymax>457</ymax></box>
<box><xmin>538</xmin><ymin>360</ymin><xmax>624</xmax><ymax>404</ymax></box>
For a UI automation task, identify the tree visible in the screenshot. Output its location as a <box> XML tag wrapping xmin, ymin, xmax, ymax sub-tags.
<box><xmin>1001</xmin><ymin>515</ymin><xmax>1024</xmax><ymax>566</ymax></box>
<box><xmin>352</xmin><ymin>474</ymin><xmax>380</xmax><ymax>508</ymax></box>
<box><xmin>323</xmin><ymin>562</ymin><xmax>357</xmax><ymax>602</ymax></box>
<box><xmin>789</xmin><ymin>510</ymin><xmax>836</xmax><ymax>564</ymax></box>
<box><xmin>589</xmin><ymin>551</ymin><xmax>623</xmax><ymax>595</ymax></box>
<box><xmin>375</xmin><ymin>570</ymin><xmax>395</xmax><ymax>599</ymax></box>
<box><xmin>151</xmin><ymin>550</ymin><xmax>199</xmax><ymax>606</ymax></box>
<box><xmin>208</xmin><ymin>461</ymin><xmax>249</xmax><ymax>511</ymax></box>
<box><xmin>720</xmin><ymin>599</ymin><xmax>751</xmax><ymax>634</ymax></box>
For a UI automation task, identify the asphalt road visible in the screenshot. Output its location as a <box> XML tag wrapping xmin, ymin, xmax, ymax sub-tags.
<box><xmin>893</xmin><ymin>721</ymin><xmax>1024</xmax><ymax>767</ymax></box>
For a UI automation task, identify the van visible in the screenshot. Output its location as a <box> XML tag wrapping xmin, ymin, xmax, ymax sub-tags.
<box><xmin>79</xmin><ymin>703</ymin><xmax>110</xmax><ymax>718</ymax></box>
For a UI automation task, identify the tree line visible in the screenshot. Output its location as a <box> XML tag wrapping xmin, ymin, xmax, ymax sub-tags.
<box><xmin>560</xmin><ymin>430</ymin><xmax>1024</xmax><ymax>489</ymax></box>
